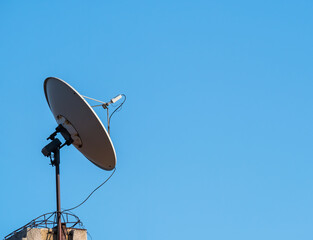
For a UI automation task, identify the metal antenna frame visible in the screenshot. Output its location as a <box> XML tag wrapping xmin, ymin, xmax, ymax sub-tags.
<box><xmin>82</xmin><ymin>95</ymin><xmax>111</xmax><ymax>135</ymax></box>
<box><xmin>4</xmin><ymin>212</ymin><xmax>84</xmax><ymax>240</ymax></box>
<box><xmin>41</xmin><ymin>125</ymin><xmax>74</xmax><ymax>240</ymax></box>
<box><xmin>82</xmin><ymin>94</ymin><xmax>124</xmax><ymax>136</ymax></box>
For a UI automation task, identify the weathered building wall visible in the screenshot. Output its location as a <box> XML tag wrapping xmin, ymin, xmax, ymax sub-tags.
<box><xmin>6</xmin><ymin>228</ymin><xmax>87</xmax><ymax>240</ymax></box>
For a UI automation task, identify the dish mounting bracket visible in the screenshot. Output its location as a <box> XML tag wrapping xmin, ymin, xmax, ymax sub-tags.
<box><xmin>41</xmin><ymin>125</ymin><xmax>74</xmax><ymax>240</ymax></box>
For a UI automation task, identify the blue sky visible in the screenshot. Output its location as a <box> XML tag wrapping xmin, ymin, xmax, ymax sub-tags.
<box><xmin>1</xmin><ymin>1</ymin><xmax>313</xmax><ymax>239</ymax></box>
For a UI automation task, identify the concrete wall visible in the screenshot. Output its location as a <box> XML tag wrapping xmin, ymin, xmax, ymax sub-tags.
<box><xmin>6</xmin><ymin>228</ymin><xmax>87</xmax><ymax>240</ymax></box>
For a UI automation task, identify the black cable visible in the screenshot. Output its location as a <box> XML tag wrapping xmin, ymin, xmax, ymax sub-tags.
<box><xmin>109</xmin><ymin>94</ymin><xmax>126</xmax><ymax>123</ymax></box>
<box><xmin>87</xmin><ymin>231</ymin><xmax>93</xmax><ymax>240</ymax></box>
<box><xmin>62</xmin><ymin>168</ymin><xmax>116</xmax><ymax>212</ymax></box>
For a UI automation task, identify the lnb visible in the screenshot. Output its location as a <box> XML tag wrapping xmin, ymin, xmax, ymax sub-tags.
<box><xmin>102</xmin><ymin>94</ymin><xmax>122</xmax><ymax>108</ymax></box>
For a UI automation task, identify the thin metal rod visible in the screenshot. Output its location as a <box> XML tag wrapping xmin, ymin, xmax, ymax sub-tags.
<box><xmin>91</xmin><ymin>104</ymin><xmax>104</xmax><ymax>108</ymax></box>
<box><xmin>54</xmin><ymin>149</ymin><xmax>62</xmax><ymax>240</ymax></box>
<box><xmin>107</xmin><ymin>107</ymin><xmax>110</xmax><ymax>135</ymax></box>
<box><xmin>81</xmin><ymin>95</ymin><xmax>106</xmax><ymax>104</ymax></box>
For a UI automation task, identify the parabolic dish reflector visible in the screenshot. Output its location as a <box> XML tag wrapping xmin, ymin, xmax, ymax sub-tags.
<box><xmin>44</xmin><ymin>77</ymin><xmax>116</xmax><ymax>170</ymax></box>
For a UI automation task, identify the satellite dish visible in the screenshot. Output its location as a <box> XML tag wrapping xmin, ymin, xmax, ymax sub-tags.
<box><xmin>4</xmin><ymin>77</ymin><xmax>123</xmax><ymax>240</ymax></box>
<box><xmin>41</xmin><ymin>77</ymin><xmax>123</xmax><ymax>240</ymax></box>
<box><xmin>44</xmin><ymin>77</ymin><xmax>116</xmax><ymax>170</ymax></box>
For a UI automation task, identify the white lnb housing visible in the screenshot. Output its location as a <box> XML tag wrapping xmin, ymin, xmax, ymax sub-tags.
<box><xmin>111</xmin><ymin>95</ymin><xmax>122</xmax><ymax>104</ymax></box>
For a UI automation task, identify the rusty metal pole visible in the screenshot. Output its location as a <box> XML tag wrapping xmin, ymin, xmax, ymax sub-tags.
<box><xmin>54</xmin><ymin>148</ymin><xmax>62</xmax><ymax>240</ymax></box>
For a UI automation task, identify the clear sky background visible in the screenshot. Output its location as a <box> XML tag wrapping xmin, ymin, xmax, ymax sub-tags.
<box><xmin>1</xmin><ymin>1</ymin><xmax>313</xmax><ymax>239</ymax></box>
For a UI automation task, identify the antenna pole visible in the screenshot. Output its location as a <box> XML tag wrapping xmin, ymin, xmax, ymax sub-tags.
<box><xmin>54</xmin><ymin>148</ymin><xmax>63</xmax><ymax>240</ymax></box>
<box><xmin>42</xmin><ymin>127</ymin><xmax>72</xmax><ymax>240</ymax></box>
